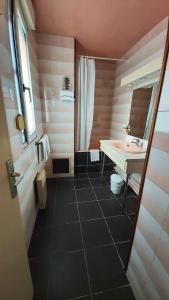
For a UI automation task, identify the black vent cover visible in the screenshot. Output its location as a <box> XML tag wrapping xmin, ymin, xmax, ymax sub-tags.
<box><xmin>52</xmin><ymin>158</ymin><xmax>69</xmax><ymax>174</ymax></box>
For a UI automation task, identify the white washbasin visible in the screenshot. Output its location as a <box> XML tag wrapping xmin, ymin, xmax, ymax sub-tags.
<box><xmin>100</xmin><ymin>140</ymin><xmax>146</xmax><ymax>174</ymax></box>
<box><xmin>112</xmin><ymin>142</ymin><xmax>146</xmax><ymax>154</ymax></box>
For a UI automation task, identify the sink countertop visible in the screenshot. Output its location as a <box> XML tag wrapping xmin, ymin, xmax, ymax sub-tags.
<box><xmin>100</xmin><ymin>140</ymin><xmax>146</xmax><ymax>173</ymax></box>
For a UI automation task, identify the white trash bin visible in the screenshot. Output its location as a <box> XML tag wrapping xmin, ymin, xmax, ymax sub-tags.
<box><xmin>111</xmin><ymin>174</ymin><xmax>123</xmax><ymax>194</ymax></box>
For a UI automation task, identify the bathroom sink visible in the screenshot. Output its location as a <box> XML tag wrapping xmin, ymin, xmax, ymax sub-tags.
<box><xmin>112</xmin><ymin>142</ymin><xmax>146</xmax><ymax>154</ymax></box>
<box><xmin>100</xmin><ymin>140</ymin><xmax>146</xmax><ymax>174</ymax></box>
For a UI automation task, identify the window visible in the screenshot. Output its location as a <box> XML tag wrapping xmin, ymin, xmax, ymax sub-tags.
<box><xmin>8</xmin><ymin>0</ymin><xmax>36</xmax><ymax>143</ymax></box>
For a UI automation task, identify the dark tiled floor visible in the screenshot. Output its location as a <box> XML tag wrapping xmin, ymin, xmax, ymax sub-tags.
<box><xmin>78</xmin><ymin>201</ymin><xmax>102</xmax><ymax>220</ymax></box>
<box><xmin>29</xmin><ymin>172</ymin><xmax>136</xmax><ymax>300</ymax></box>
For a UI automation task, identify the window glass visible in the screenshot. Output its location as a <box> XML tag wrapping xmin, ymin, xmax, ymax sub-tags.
<box><xmin>17</xmin><ymin>10</ymin><xmax>36</xmax><ymax>138</ymax></box>
<box><xmin>8</xmin><ymin>0</ymin><xmax>36</xmax><ymax>144</ymax></box>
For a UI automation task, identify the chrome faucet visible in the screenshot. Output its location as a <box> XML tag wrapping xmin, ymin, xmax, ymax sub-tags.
<box><xmin>131</xmin><ymin>138</ymin><xmax>140</xmax><ymax>146</ymax></box>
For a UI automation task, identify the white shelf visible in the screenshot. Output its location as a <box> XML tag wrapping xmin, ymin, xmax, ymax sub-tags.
<box><xmin>121</xmin><ymin>56</ymin><xmax>163</xmax><ymax>86</ymax></box>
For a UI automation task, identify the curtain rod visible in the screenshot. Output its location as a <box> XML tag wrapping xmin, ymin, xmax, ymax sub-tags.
<box><xmin>77</xmin><ymin>55</ymin><xmax>128</xmax><ymax>62</ymax></box>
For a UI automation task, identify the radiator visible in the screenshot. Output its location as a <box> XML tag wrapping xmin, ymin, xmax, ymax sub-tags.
<box><xmin>36</xmin><ymin>169</ymin><xmax>47</xmax><ymax>209</ymax></box>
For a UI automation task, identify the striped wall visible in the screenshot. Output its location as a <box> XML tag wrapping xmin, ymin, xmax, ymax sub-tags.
<box><xmin>127</xmin><ymin>53</ymin><xmax>169</xmax><ymax>300</ymax></box>
<box><xmin>0</xmin><ymin>1</ymin><xmax>43</xmax><ymax>247</ymax></box>
<box><xmin>110</xmin><ymin>17</ymin><xmax>168</xmax><ymax>189</ymax></box>
<box><xmin>111</xmin><ymin>17</ymin><xmax>168</xmax><ymax>141</ymax></box>
<box><xmin>36</xmin><ymin>33</ymin><xmax>75</xmax><ymax>177</ymax></box>
<box><xmin>90</xmin><ymin>60</ymin><xmax>115</xmax><ymax>149</ymax></box>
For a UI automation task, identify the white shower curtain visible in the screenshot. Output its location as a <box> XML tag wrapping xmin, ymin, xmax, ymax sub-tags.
<box><xmin>76</xmin><ymin>57</ymin><xmax>96</xmax><ymax>151</ymax></box>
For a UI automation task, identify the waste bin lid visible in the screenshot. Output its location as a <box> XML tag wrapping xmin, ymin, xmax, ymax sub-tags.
<box><xmin>111</xmin><ymin>174</ymin><xmax>123</xmax><ymax>184</ymax></box>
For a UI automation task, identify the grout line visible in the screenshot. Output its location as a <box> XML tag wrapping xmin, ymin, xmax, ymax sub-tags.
<box><xmin>68</xmin><ymin>294</ymin><xmax>91</xmax><ymax>300</ymax></box>
<box><xmin>74</xmin><ymin>187</ymin><xmax>92</xmax><ymax>191</ymax></box>
<box><xmin>80</xmin><ymin>215</ymin><xmax>124</xmax><ymax>222</ymax></box>
<box><xmin>127</xmin><ymin>214</ymin><xmax>134</xmax><ymax>224</ymax></box>
<box><xmin>115</xmin><ymin>240</ymin><xmax>130</xmax><ymax>245</ymax></box>
<box><xmin>29</xmin><ymin>240</ymin><xmax>130</xmax><ymax>261</ymax></box>
<box><xmin>76</xmin><ymin>197</ymin><xmax>116</xmax><ymax>204</ymax></box>
<box><xmin>74</xmin><ymin>181</ymin><xmax>94</xmax><ymax>300</ymax></box>
<box><xmin>93</xmin><ymin>283</ymin><xmax>132</xmax><ymax>296</ymax></box>
<box><xmin>115</xmin><ymin>195</ymin><xmax>135</xmax><ymax>225</ymax></box>
<box><xmin>77</xmin><ymin>199</ymin><xmax>99</xmax><ymax>204</ymax></box>
<box><xmin>87</xmin><ymin>174</ymin><xmax>125</xmax><ymax>269</ymax></box>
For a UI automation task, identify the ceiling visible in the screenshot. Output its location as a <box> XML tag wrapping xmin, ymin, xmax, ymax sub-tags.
<box><xmin>32</xmin><ymin>0</ymin><xmax>169</xmax><ymax>58</ymax></box>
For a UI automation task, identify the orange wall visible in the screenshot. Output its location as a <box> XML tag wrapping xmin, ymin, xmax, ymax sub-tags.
<box><xmin>90</xmin><ymin>60</ymin><xmax>115</xmax><ymax>149</ymax></box>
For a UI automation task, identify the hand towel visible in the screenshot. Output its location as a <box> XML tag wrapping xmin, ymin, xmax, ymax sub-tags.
<box><xmin>90</xmin><ymin>149</ymin><xmax>100</xmax><ymax>162</ymax></box>
<box><xmin>41</xmin><ymin>134</ymin><xmax>50</xmax><ymax>161</ymax></box>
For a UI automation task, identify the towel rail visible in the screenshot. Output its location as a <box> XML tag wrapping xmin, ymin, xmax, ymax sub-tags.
<box><xmin>35</xmin><ymin>135</ymin><xmax>44</xmax><ymax>163</ymax></box>
<box><xmin>35</xmin><ymin>135</ymin><xmax>43</xmax><ymax>145</ymax></box>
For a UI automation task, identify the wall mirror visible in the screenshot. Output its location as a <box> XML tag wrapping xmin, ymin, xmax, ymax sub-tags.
<box><xmin>128</xmin><ymin>83</ymin><xmax>158</xmax><ymax>140</ymax></box>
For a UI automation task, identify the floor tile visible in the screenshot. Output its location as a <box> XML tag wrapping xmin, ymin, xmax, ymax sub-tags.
<box><xmin>74</xmin><ymin>173</ymin><xmax>88</xmax><ymax>179</ymax></box>
<box><xmin>56</xmin><ymin>189</ymin><xmax>76</xmax><ymax>203</ymax></box>
<box><xmin>104</xmin><ymin>164</ymin><xmax>115</xmax><ymax>172</ymax></box>
<box><xmin>76</xmin><ymin>188</ymin><xmax>96</xmax><ymax>202</ymax></box>
<box><xmin>123</xmin><ymin>196</ymin><xmax>138</xmax><ymax>214</ymax></box>
<box><xmin>71</xmin><ymin>296</ymin><xmax>91</xmax><ymax>300</ymax></box>
<box><xmin>88</xmin><ymin>172</ymin><xmax>102</xmax><ymax>178</ymax></box>
<box><xmin>29</xmin><ymin>257</ymin><xmax>49</xmax><ymax>300</ymax></box>
<box><xmin>115</xmin><ymin>185</ymin><xmax>136</xmax><ymax>199</ymax></box>
<box><xmin>90</xmin><ymin>177</ymin><xmax>107</xmax><ymax>188</ymax></box>
<box><xmin>99</xmin><ymin>199</ymin><xmax>122</xmax><ymax>217</ymax></box>
<box><xmin>48</xmin><ymin>251</ymin><xmax>89</xmax><ymax>299</ymax></box>
<box><xmin>28</xmin><ymin>227</ymin><xmax>53</xmax><ymax>258</ymax></box>
<box><xmin>56</xmin><ymin>176</ymin><xmax>74</xmax><ymax>181</ymax></box>
<box><xmin>56</xmin><ymin>179</ymin><xmax>74</xmax><ymax>190</ymax></box>
<box><xmin>114</xmin><ymin>186</ymin><xmax>125</xmax><ymax>199</ymax></box>
<box><xmin>103</xmin><ymin>171</ymin><xmax>114</xmax><ymax>177</ymax></box>
<box><xmin>30</xmin><ymin>172</ymin><xmax>135</xmax><ymax>299</ymax></box>
<box><xmin>46</xmin><ymin>178</ymin><xmax>57</xmax><ymax>192</ymax></box>
<box><xmin>94</xmin><ymin>187</ymin><xmax>115</xmax><ymax>200</ymax></box>
<box><xmin>128</xmin><ymin>213</ymin><xmax>136</xmax><ymax>223</ymax></box>
<box><xmin>104</xmin><ymin>155</ymin><xmax>114</xmax><ymax>164</ymax></box>
<box><xmin>33</xmin><ymin>293</ymin><xmax>46</xmax><ymax>300</ymax></box>
<box><xmin>93</xmin><ymin>285</ymin><xmax>135</xmax><ymax>299</ymax></box>
<box><xmin>35</xmin><ymin>206</ymin><xmax>54</xmax><ymax>228</ymax></box>
<box><xmin>107</xmin><ymin>216</ymin><xmax>132</xmax><ymax>242</ymax></box>
<box><xmin>52</xmin><ymin>223</ymin><xmax>83</xmax><ymax>253</ymax></box>
<box><xmin>75</xmin><ymin>166</ymin><xmax>87</xmax><ymax>174</ymax></box>
<box><xmin>78</xmin><ymin>201</ymin><xmax>102</xmax><ymax>221</ymax></box>
<box><xmin>87</xmin><ymin>165</ymin><xmax>101</xmax><ymax>173</ymax></box>
<box><xmin>86</xmin><ymin>245</ymin><xmax>128</xmax><ymax>292</ymax></box>
<box><xmin>45</xmin><ymin>187</ymin><xmax>56</xmax><ymax>211</ymax></box>
<box><xmin>75</xmin><ymin>152</ymin><xmax>88</xmax><ymax>166</ymax></box>
<box><xmin>53</xmin><ymin>203</ymin><xmax>79</xmax><ymax>225</ymax></box>
<box><xmin>75</xmin><ymin>178</ymin><xmax>91</xmax><ymax>189</ymax></box>
<box><xmin>116</xmin><ymin>242</ymin><xmax>130</xmax><ymax>267</ymax></box>
<box><xmin>127</xmin><ymin>186</ymin><xmax>137</xmax><ymax>197</ymax></box>
<box><xmin>82</xmin><ymin>219</ymin><xmax>112</xmax><ymax>248</ymax></box>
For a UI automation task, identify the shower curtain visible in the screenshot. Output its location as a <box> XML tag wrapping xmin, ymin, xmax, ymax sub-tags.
<box><xmin>76</xmin><ymin>57</ymin><xmax>96</xmax><ymax>151</ymax></box>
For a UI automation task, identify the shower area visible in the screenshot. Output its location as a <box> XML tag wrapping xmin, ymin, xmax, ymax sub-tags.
<box><xmin>75</xmin><ymin>56</ymin><xmax>115</xmax><ymax>173</ymax></box>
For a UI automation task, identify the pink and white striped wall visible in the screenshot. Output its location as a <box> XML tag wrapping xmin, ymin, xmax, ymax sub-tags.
<box><xmin>110</xmin><ymin>17</ymin><xmax>168</xmax><ymax>189</ymax></box>
<box><xmin>127</xmin><ymin>52</ymin><xmax>169</xmax><ymax>300</ymax></box>
<box><xmin>36</xmin><ymin>33</ymin><xmax>75</xmax><ymax>177</ymax></box>
<box><xmin>111</xmin><ymin>17</ymin><xmax>168</xmax><ymax>141</ymax></box>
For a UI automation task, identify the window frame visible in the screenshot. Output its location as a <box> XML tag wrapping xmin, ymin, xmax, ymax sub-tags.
<box><xmin>8</xmin><ymin>0</ymin><xmax>36</xmax><ymax>144</ymax></box>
